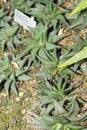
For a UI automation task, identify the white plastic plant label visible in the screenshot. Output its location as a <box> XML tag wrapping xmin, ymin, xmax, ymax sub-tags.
<box><xmin>14</xmin><ymin>9</ymin><xmax>36</xmax><ymax>31</ymax></box>
<box><xmin>3</xmin><ymin>0</ymin><xmax>6</xmax><ymax>3</ymax></box>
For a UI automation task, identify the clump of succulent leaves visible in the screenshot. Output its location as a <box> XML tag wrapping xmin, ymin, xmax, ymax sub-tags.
<box><xmin>29</xmin><ymin>75</ymin><xmax>87</xmax><ymax>130</ymax></box>
<box><xmin>29</xmin><ymin>38</ymin><xmax>87</xmax><ymax>130</ymax></box>
<box><xmin>11</xmin><ymin>0</ymin><xmax>35</xmax><ymax>12</ymax></box>
<box><xmin>26</xmin><ymin>1</ymin><xmax>87</xmax><ymax>130</ymax></box>
<box><xmin>67</xmin><ymin>9</ymin><xmax>87</xmax><ymax>31</ymax></box>
<box><xmin>16</xmin><ymin>22</ymin><xmax>67</xmax><ymax>61</ymax></box>
<box><xmin>26</xmin><ymin>1</ymin><xmax>68</xmax><ymax>29</ymax></box>
<box><xmin>35</xmin><ymin>36</ymin><xmax>87</xmax><ymax>78</ymax></box>
<box><xmin>65</xmin><ymin>0</ymin><xmax>87</xmax><ymax>31</ymax></box>
<box><xmin>0</xmin><ymin>22</ymin><xmax>18</xmax><ymax>51</ymax></box>
<box><xmin>0</xmin><ymin>6</ymin><xmax>19</xmax><ymax>51</ymax></box>
<box><xmin>0</xmin><ymin>52</ymin><xmax>31</xmax><ymax>96</ymax></box>
<box><xmin>0</xmin><ymin>8</ymin><xmax>7</xmax><ymax>20</ymax></box>
<box><xmin>0</xmin><ymin>0</ymin><xmax>87</xmax><ymax>130</ymax></box>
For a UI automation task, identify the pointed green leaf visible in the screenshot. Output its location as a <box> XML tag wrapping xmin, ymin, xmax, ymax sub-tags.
<box><xmin>70</xmin><ymin>0</ymin><xmax>87</xmax><ymax>16</ymax></box>
<box><xmin>66</xmin><ymin>123</ymin><xmax>86</xmax><ymax>130</ymax></box>
<box><xmin>11</xmin><ymin>80</ymin><xmax>18</xmax><ymax>95</ymax></box>
<box><xmin>4</xmin><ymin>78</ymin><xmax>12</xmax><ymax>96</ymax></box>
<box><xmin>51</xmin><ymin>123</ymin><xmax>63</xmax><ymax>130</ymax></box>
<box><xmin>58</xmin><ymin>46</ymin><xmax>87</xmax><ymax>70</ymax></box>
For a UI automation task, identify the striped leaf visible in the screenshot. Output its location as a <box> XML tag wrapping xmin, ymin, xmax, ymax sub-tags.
<box><xmin>58</xmin><ymin>46</ymin><xmax>87</xmax><ymax>70</ymax></box>
<box><xmin>70</xmin><ymin>0</ymin><xmax>87</xmax><ymax>15</ymax></box>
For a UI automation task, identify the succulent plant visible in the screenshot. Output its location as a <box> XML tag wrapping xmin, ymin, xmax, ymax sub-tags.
<box><xmin>58</xmin><ymin>45</ymin><xmax>87</xmax><ymax>72</ymax></box>
<box><xmin>0</xmin><ymin>53</ymin><xmax>31</xmax><ymax>96</ymax></box>
<box><xmin>27</xmin><ymin>1</ymin><xmax>68</xmax><ymax>28</ymax></box>
<box><xmin>37</xmin><ymin>49</ymin><xmax>59</xmax><ymax>75</ymax></box>
<box><xmin>29</xmin><ymin>74</ymin><xmax>87</xmax><ymax>129</ymax></box>
<box><xmin>43</xmin><ymin>37</ymin><xmax>86</xmax><ymax>73</ymax></box>
<box><xmin>0</xmin><ymin>22</ymin><xmax>18</xmax><ymax>51</ymax></box>
<box><xmin>66</xmin><ymin>5</ymin><xmax>87</xmax><ymax>31</ymax></box>
<box><xmin>51</xmin><ymin>123</ymin><xmax>85</xmax><ymax>130</ymax></box>
<box><xmin>29</xmin><ymin>96</ymin><xmax>87</xmax><ymax>130</ymax></box>
<box><xmin>37</xmin><ymin>45</ymin><xmax>81</xmax><ymax>76</ymax></box>
<box><xmin>11</xmin><ymin>0</ymin><xmax>33</xmax><ymax>11</ymax></box>
<box><xmin>36</xmin><ymin>75</ymin><xmax>70</xmax><ymax>99</ymax></box>
<box><xmin>0</xmin><ymin>8</ymin><xmax>7</xmax><ymax>20</ymax></box>
<box><xmin>16</xmin><ymin>23</ymin><xmax>66</xmax><ymax>61</ymax></box>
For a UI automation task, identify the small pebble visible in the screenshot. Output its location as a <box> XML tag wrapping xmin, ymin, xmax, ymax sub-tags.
<box><xmin>19</xmin><ymin>92</ymin><xmax>24</xmax><ymax>97</ymax></box>
<box><xmin>1</xmin><ymin>98</ymin><xmax>7</xmax><ymax>105</ymax></box>
<box><xmin>15</xmin><ymin>97</ymin><xmax>20</xmax><ymax>102</ymax></box>
<box><xmin>82</xmin><ymin>92</ymin><xmax>87</xmax><ymax>101</ymax></box>
<box><xmin>25</xmin><ymin>98</ymin><xmax>29</xmax><ymax>102</ymax></box>
<box><xmin>7</xmin><ymin>106</ymin><xmax>13</xmax><ymax>113</ymax></box>
<box><xmin>1</xmin><ymin>92</ymin><xmax>7</xmax><ymax>97</ymax></box>
<box><xmin>10</xmin><ymin>117</ymin><xmax>17</xmax><ymax>125</ymax></box>
<box><xmin>22</xmin><ymin>109</ymin><xmax>26</xmax><ymax>114</ymax></box>
<box><xmin>4</xmin><ymin>124</ymin><xmax>9</xmax><ymax>130</ymax></box>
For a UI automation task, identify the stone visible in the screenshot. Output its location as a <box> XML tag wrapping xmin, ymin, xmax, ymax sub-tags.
<box><xmin>10</xmin><ymin>117</ymin><xmax>17</xmax><ymax>125</ymax></box>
